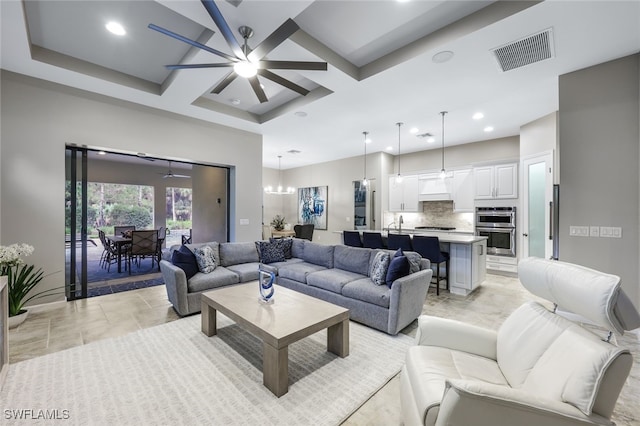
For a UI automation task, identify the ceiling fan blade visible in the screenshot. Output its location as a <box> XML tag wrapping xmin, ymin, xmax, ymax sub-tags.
<box><xmin>211</xmin><ymin>70</ymin><xmax>238</xmax><ymax>94</ymax></box>
<box><xmin>148</xmin><ymin>23</ymin><xmax>237</xmax><ymax>62</ymax></box>
<box><xmin>200</xmin><ymin>0</ymin><xmax>246</xmax><ymax>60</ymax></box>
<box><xmin>172</xmin><ymin>174</ymin><xmax>191</xmax><ymax>179</ymax></box>
<box><xmin>259</xmin><ymin>60</ymin><xmax>327</xmax><ymax>71</ymax></box>
<box><xmin>166</xmin><ymin>63</ymin><xmax>234</xmax><ymax>70</ymax></box>
<box><xmin>257</xmin><ymin>69</ymin><xmax>309</xmax><ymax>96</ymax></box>
<box><xmin>247</xmin><ymin>18</ymin><xmax>299</xmax><ymax>63</ymax></box>
<box><xmin>248</xmin><ymin>76</ymin><xmax>268</xmax><ymax>103</ymax></box>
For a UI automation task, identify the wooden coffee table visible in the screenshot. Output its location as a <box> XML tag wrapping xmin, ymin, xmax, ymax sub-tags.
<box><xmin>201</xmin><ymin>282</ymin><xmax>350</xmax><ymax>397</ymax></box>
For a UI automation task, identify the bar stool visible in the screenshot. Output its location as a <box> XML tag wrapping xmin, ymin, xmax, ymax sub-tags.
<box><xmin>387</xmin><ymin>233</ymin><xmax>413</xmax><ymax>251</ymax></box>
<box><xmin>343</xmin><ymin>230</ymin><xmax>363</xmax><ymax>247</ymax></box>
<box><xmin>412</xmin><ymin>235</ymin><xmax>449</xmax><ymax>295</ymax></box>
<box><xmin>362</xmin><ymin>232</ymin><xmax>385</xmax><ymax>249</ymax></box>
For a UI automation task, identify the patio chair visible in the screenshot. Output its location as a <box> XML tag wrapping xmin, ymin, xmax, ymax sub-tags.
<box><xmin>114</xmin><ymin>225</ymin><xmax>135</xmax><ymax>237</ymax></box>
<box><xmin>128</xmin><ymin>230</ymin><xmax>159</xmax><ymax>275</ymax></box>
<box><xmin>182</xmin><ymin>229</ymin><xmax>192</xmax><ymax>245</ymax></box>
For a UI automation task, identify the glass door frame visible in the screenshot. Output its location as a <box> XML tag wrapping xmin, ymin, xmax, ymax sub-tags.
<box><xmin>521</xmin><ymin>151</ymin><xmax>554</xmax><ymax>259</ymax></box>
<box><xmin>66</xmin><ymin>146</ymin><xmax>89</xmax><ymax>300</ymax></box>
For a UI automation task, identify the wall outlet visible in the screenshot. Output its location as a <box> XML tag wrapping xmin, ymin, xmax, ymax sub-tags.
<box><xmin>569</xmin><ymin>226</ymin><xmax>589</xmax><ymax>237</ymax></box>
<box><xmin>589</xmin><ymin>226</ymin><xmax>600</xmax><ymax>237</ymax></box>
<box><xmin>239</xmin><ymin>218</ymin><xmax>249</xmax><ymax>225</ymax></box>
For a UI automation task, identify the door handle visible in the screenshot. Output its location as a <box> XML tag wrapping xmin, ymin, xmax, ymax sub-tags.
<box><xmin>522</xmin><ymin>233</ymin><xmax>528</xmax><ymax>237</ymax></box>
<box><xmin>549</xmin><ymin>201</ymin><xmax>553</xmax><ymax>240</ymax></box>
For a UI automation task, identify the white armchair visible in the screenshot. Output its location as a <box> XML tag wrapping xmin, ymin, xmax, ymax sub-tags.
<box><xmin>401</xmin><ymin>257</ymin><xmax>640</xmax><ymax>426</ymax></box>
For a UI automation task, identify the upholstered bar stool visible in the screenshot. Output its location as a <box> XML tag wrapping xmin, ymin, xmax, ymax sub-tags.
<box><xmin>362</xmin><ymin>232</ymin><xmax>385</xmax><ymax>249</ymax></box>
<box><xmin>343</xmin><ymin>230</ymin><xmax>363</xmax><ymax>247</ymax></box>
<box><xmin>387</xmin><ymin>233</ymin><xmax>413</xmax><ymax>251</ymax></box>
<box><xmin>411</xmin><ymin>235</ymin><xmax>449</xmax><ymax>295</ymax></box>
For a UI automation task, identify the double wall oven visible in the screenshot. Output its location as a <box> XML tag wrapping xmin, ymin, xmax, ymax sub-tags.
<box><xmin>475</xmin><ymin>207</ymin><xmax>516</xmax><ymax>257</ymax></box>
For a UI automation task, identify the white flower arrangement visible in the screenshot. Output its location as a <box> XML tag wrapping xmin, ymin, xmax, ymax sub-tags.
<box><xmin>0</xmin><ymin>243</ymin><xmax>35</xmax><ymax>269</ymax></box>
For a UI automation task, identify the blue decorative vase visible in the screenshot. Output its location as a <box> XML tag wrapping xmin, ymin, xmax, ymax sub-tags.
<box><xmin>258</xmin><ymin>266</ymin><xmax>275</xmax><ymax>304</ymax></box>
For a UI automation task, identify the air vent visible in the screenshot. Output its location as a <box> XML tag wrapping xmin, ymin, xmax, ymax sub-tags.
<box><xmin>287</xmin><ymin>149</ymin><xmax>301</xmax><ymax>155</ymax></box>
<box><xmin>491</xmin><ymin>28</ymin><xmax>554</xmax><ymax>72</ymax></box>
<box><xmin>416</xmin><ymin>133</ymin><xmax>432</xmax><ymax>139</ymax></box>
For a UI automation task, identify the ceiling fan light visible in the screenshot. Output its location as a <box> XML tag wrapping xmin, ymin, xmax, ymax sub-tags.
<box><xmin>233</xmin><ymin>61</ymin><xmax>258</xmax><ymax>78</ymax></box>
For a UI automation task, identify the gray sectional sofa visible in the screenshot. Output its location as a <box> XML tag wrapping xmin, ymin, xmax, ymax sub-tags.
<box><xmin>160</xmin><ymin>239</ymin><xmax>433</xmax><ymax>335</ymax></box>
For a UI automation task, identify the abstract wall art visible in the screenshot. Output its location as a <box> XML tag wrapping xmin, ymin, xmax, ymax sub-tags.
<box><xmin>297</xmin><ymin>186</ymin><xmax>328</xmax><ymax>230</ymax></box>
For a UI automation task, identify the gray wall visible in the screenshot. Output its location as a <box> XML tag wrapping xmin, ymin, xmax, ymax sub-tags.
<box><xmin>192</xmin><ymin>165</ymin><xmax>228</xmax><ymax>244</ymax></box>
<box><xmin>0</xmin><ymin>71</ymin><xmax>262</xmax><ymax>305</ymax></box>
<box><xmin>558</xmin><ymin>54</ymin><xmax>640</xmax><ymax>308</ymax></box>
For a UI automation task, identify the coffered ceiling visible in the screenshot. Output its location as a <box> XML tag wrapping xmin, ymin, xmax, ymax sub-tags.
<box><xmin>1</xmin><ymin>1</ymin><xmax>639</xmax><ymax>168</ymax></box>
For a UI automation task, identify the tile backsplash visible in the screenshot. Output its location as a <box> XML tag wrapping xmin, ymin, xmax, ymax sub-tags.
<box><xmin>384</xmin><ymin>201</ymin><xmax>474</xmax><ymax>232</ymax></box>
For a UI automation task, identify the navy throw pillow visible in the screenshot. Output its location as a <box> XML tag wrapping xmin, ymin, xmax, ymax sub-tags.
<box><xmin>257</xmin><ymin>241</ymin><xmax>286</xmax><ymax>264</ymax></box>
<box><xmin>386</xmin><ymin>254</ymin><xmax>410</xmax><ymax>288</ymax></box>
<box><xmin>171</xmin><ymin>245</ymin><xmax>199</xmax><ymax>280</ymax></box>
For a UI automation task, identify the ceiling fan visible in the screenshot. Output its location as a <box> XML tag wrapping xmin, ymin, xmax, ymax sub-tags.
<box><xmin>149</xmin><ymin>0</ymin><xmax>327</xmax><ymax>103</ymax></box>
<box><xmin>160</xmin><ymin>161</ymin><xmax>190</xmax><ymax>179</ymax></box>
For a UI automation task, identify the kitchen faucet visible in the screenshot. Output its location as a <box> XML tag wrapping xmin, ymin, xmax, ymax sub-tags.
<box><xmin>399</xmin><ymin>215</ymin><xmax>404</xmax><ymax>233</ymax></box>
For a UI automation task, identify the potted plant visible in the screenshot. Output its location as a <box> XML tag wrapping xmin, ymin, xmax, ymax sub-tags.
<box><xmin>0</xmin><ymin>243</ymin><xmax>56</xmax><ymax>328</ymax></box>
<box><xmin>270</xmin><ymin>215</ymin><xmax>286</xmax><ymax>231</ymax></box>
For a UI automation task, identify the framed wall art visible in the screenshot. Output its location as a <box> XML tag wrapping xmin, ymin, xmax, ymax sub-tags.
<box><xmin>297</xmin><ymin>186</ymin><xmax>328</xmax><ymax>230</ymax></box>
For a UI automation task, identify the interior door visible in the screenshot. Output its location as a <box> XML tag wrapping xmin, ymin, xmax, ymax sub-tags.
<box><xmin>522</xmin><ymin>153</ymin><xmax>553</xmax><ymax>259</ymax></box>
<box><xmin>65</xmin><ymin>147</ymin><xmax>89</xmax><ymax>300</ymax></box>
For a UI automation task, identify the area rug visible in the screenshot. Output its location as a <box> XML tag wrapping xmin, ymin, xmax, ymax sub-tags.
<box><xmin>0</xmin><ymin>314</ymin><xmax>413</xmax><ymax>425</ymax></box>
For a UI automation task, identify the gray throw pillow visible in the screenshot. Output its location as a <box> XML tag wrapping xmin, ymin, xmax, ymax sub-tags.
<box><xmin>194</xmin><ymin>245</ymin><xmax>217</xmax><ymax>274</ymax></box>
<box><xmin>405</xmin><ymin>251</ymin><xmax>422</xmax><ymax>274</ymax></box>
<box><xmin>369</xmin><ymin>251</ymin><xmax>391</xmax><ymax>286</ymax></box>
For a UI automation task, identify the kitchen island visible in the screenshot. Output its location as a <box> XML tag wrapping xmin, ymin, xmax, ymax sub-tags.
<box><xmin>344</xmin><ymin>229</ymin><xmax>487</xmax><ymax>296</ymax></box>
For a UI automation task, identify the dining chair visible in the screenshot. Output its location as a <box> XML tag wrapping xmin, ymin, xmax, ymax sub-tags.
<box><xmin>128</xmin><ymin>230</ymin><xmax>159</xmax><ymax>275</ymax></box>
<box><xmin>294</xmin><ymin>224</ymin><xmax>314</xmax><ymax>241</ymax></box>
<box><xmin>362</xmin><ymin>232</ymin><xmax>385</xmax><ymax>249</ymax></box>
<box><xmin>181</xmin><ymin>229</ymin><xmax>192</xmax><ymax>245</ymax></box>
<box><xmin>157</xmin><ymin>226</ymin><xmax>167</xmax><ymax>259</ymax></box>
<box><xmin>114</xmin><ymin>225</ymin><xmax>135</xmax><ymax>237</ymax></box>
<box><xmin>412</xmin><ymin>235</ymin><xmax>449</xmax><ymax>295</ymax></box>
<box><xmin>387</xmin><ymin>233</ymin><xmax>413</xmax><ymax>251</ymax></box>
<box><xmin>343</xmin><ymin>230</ymin><xmax>363</xmax><ymax>247</ymax></box>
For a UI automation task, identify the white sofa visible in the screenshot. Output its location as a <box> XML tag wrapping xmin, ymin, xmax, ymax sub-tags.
<box><xmin>400</xmin><ymin>257</ymin><xmax>640</xmax><ymax>426</ymax></box>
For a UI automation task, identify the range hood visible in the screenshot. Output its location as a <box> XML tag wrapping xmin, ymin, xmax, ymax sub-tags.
<box><xmin>418</xmin><ymin>173</ymin><xmax>452</xmax><ymax>201</ymax></box>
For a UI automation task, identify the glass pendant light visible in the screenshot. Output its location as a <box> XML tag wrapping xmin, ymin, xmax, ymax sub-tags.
<box><xmin>264</xmin><ymin>155</ymin><xmax>294</xmax><ymax>195</ymax></box>
<box><xmin>396</xmin><ymin>122</ymin><xmax>403</xmax><ymax>183</ymax></box>
<box><xmin>362</xmin><ymin>131</ymin><xmax>369</xmax><ymax>186</ymax></box>
<box><xmin>439</xmin><ymin>111</ymin><xmax>448</xmax><ymax>179</ymax></box>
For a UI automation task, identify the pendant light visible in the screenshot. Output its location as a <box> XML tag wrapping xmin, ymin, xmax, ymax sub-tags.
<box><xmin>362</xmin><ymin>131</ymin><xmax>369</xmax><ymax>186</ymax></box>
<box><xmin>439</xmin><ymin>111</ymin><xmax>448</xmax><ymax>179</ymax></box>
<box><xmin>264</xmin><ymin>155</ymin><xmax>295</xmax><ymax>195</ymax></box>
<box><xmin>396</xmin><ymin>122</ymin><xmax>403</xmax><ymax>183</ymax></box>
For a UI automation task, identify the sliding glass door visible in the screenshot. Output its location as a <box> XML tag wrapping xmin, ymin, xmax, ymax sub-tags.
<box><xmin>65</xmin><ymin>147</ymin><xmax>89</xmax><ymax>300</ymax></box>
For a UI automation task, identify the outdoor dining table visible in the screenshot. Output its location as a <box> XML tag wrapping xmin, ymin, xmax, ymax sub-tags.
<box><xmin>107</xmin><ymin>235</ymin><xmax>131</xmax><ymax>273</ymax></box>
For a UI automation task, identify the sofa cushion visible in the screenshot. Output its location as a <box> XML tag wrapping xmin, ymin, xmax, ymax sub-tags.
<box><xmin>186</xmin><ymin>267</ymin><xmax>239</xmax><ymax>293</ymax></box>
<box><xmin>369</xmin><ymin>251</ymin><xmax>391</xmax><ymax>286</ymax></box>
<box><xmin>333</xmin><ymin>245</ymin><xmax>371</xmax><ymax>275</ymax></box>
<box><xmin>306</xmin><ymin>269</ymin><xmax>365</xmax><ymax>294</ymax></box>
<box><xmin>255</xmin><ymin>240</ymin><xmax>286</xmax><ymax>264</ymax></box>
<box><xmin>219</xmin><ymin>242</ymin><xmax>259</xmax><ymax>266</ymax></box>
<box><xmin>186</xmin><ymin>242</ymin><xmax>220</xmax><ymax>265</ymax></box>
<box><xmin>171</xmin><ymin>245</ymin><xmax>199</xmax><ymax>280</ymax></box>
<box><xmin>226</xmin><ymin>262</ymin><xmax>260</xmax><ymax>282</ymax></box>
<box><xmin>278</xmin><ymin>262</ymin><xmax>327</xmax><ymax>283</ymax></box>
<box><xmin>302</xmin><ymin>242</ymin><xmax>335</xmax><ymax>268</ymax></box>
<box><xmin>520</xmin><ymin>324</ymin><xmax>625</xmax><ymax>415</ymax></box>
<box><xmin>194</xmin><ymin>245</ymin><xmax>217</xmax><ymax>273</ymax></box>
<box><xmin>291</xmin><ymin>238</ymin><xmax>305</xmax><ymax>258</ymax></box>
<box><xmin>386</xmin><ymin>250</ymin><xmax>410</xmax><ymax>287</ymax></box>
<box><xmin>270</xmin><ymin>237</ymin><xmax>293</xmax><ymax>259</ymax></box>
<box><xmin>342</xmin><ymin>277</ymin><xmax>391</xmax><ymax>308</ymax></box>
<box><xmin>497</xmin><ymin>302</ymin><xmax>571</xmax><ymax>388</ymax></box>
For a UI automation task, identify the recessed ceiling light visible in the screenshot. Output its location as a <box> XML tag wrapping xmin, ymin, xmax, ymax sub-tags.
<box><xmin>365</xmin><ymin>137</ymin><xmax>372</xmax><ymax>144</ymax></box>
<box><xmin>484</xmin><ymin>126</ymin><xmax>494</xmax><ymax>132</ymax></box>
<box><xmin>294</xmin><ymin>111</ymin><xmax>307</xmax><ymax>117</ymax></box>
<box><xmin>386</xmin><ymin>146</ymin><xmax>393</xmax><ymax>151</ymax></box>
<box><xmin>427</xmin><ymin>137</ymin><xmax>435</xmax><ymax>143</ymax></box>
<box><xmin>472</xmin><ymin>112</ymin><xmax>484</xmax><ymax>120</ymax></box>
<box><xmin>229</xmin><ymin>98</ymin><xmax>241</xmax><ymax>105</ymax></box>
<box><xmin>105</xmin><ymin>21</ymin><xmax>126</xmax><ymax>36</ymax></box>
<box><xmin>432</xmin><ymin>50</ymin><xmax>454</xmax><ymax>64</ymax></box>
<box><xmin>409</xmin><ymin>127</ymin><xmax>419</xmax><ymax>134</ymax></box>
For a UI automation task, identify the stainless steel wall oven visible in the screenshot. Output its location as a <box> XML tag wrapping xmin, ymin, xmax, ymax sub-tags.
<box><xmin>475</xmin><ymin>207</ymin><xmax>516</xmax><ymax>257</ymax></box>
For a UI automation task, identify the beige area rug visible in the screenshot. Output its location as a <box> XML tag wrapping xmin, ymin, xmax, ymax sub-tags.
<box><xmin>0</xmin><ymin>314</ymin><xmax>413</xmax><ymax>425</ymax></box>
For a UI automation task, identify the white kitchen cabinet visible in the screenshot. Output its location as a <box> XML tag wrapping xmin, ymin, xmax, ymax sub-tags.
<box><xmin>418</xmin><ymin>173</ymin><xmax>451</xmax><ymax>201</ymax></box>
<box><xmin>486</xmin><ymin>255</ymin><xmax>518</xmax><ymax>273</ymax></box>
<box><xmin>451</xmin><ymin>168</ymin><xmax>474</xmax><ymax>212</ymax></box>
<box><xmin>449</xmin><ymin>239</ymin><xmax>487</xmax><ymax>296</ymax></box>
<box><xmin>388</xmin><ymin>174</ymin><xmax>420</xmax><ymax>211</ymax></box>
<box><xmin>474</xmin><ymin>163</ymin><xmax>518</xmax><ymax>199</ymax></box>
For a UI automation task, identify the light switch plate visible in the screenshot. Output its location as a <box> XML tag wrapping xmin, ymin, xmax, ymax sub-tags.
<box><xmin>570</xmin><ymin>226</ymin><xmax>589</xmax><ymax>237</ymax></box>
<box><xmin>239</xmin><ymin>218</ymin><xmax>249</xmax><ymax>225</ymax></box>
<box><xmin>590</xmin><ymin>226</ymin><xmax>600</xmax><ymax>237</ymax></box>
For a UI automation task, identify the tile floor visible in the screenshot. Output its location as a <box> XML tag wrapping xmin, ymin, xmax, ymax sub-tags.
<box><xmin>8</xmin><ymin>274</ymin><xmax>640</xmax><ymax>425</ymax></box>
